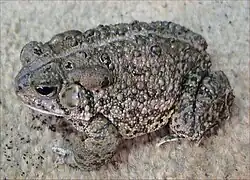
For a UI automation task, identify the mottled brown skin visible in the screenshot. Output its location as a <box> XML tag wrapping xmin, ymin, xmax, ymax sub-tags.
<box><xmin>15</xmin><ymin>21</ymin><xmax>234</xmax><ymax>171</ymax></box>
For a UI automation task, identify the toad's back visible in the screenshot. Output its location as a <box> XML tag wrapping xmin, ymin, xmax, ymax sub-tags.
<box><xmin>73</xmin><ymin>22</ymin><xmax>211</xmax><ymax>138</ymax></box>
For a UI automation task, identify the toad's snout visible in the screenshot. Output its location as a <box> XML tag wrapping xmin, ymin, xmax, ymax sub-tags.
<box><xmin>14</xmin><ymin>68</ymin><xmax>31</xmax><ymax>95</ymax></box>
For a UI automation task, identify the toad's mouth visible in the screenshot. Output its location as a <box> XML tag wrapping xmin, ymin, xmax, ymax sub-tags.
<box><xmin>24</xmin><ymin>103</ymin><xmax>65</xmax><ymax>117</ymax></box>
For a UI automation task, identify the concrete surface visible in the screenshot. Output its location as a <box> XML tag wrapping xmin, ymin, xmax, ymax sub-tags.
<box><xmin>0</xmin><ymin>1</ymin><xmax>249</xmax><ymax>179</ymax></box>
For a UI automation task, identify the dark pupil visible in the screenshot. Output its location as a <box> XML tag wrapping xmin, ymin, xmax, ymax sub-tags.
<box><xmin>35</xmin><ymin>86</ymin><xmax>57</xmax><ymax>96</ymax></box>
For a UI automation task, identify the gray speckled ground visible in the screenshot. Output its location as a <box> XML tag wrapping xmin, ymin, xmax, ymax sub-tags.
<box><xmin>0</xmin><ymin>1</ymin><xmax>249</xmax><ymax>179</ymax></box>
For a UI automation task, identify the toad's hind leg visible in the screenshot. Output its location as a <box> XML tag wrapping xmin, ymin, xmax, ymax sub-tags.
<box><xmin>158</xmin><ymin>71</ymin><xmax>234</xmax><ymax>146</ymax></box>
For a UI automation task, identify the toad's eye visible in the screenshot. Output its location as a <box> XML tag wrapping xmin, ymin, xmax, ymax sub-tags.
<box><xmin>35</xmin><ymin>86</ymin><xmax>57</xmax><ymax>96</ymax></box>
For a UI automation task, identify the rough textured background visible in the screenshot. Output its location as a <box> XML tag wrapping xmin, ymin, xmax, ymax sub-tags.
<box><xmin>0</xmin><ymin>1</ymin><xmax>249</xmax><ymax>179</ymax></box>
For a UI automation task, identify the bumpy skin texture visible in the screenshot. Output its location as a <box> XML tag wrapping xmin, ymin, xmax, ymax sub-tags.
<box><xmin>15</xmin><ymin>20</ymin><xmax>234</xmax><ymax>170</ymax></box>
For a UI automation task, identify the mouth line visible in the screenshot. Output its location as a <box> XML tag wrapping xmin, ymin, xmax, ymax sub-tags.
<box><xmin>24</xmin><ymin>103</ymin><xmax>65</xmax><ymax>117</ymax></box>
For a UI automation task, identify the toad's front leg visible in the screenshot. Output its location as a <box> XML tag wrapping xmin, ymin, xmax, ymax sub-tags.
<box><xmin>64</xmin><ymin>114</ymin><xmax>122</xmax><ymax>171</ymax></box>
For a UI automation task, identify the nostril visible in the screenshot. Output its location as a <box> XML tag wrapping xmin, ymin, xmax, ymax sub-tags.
<box><xmin>15</xmin><ymin>81</ymin><xmax>24</xmax><ymax>92</ymax></box>
<box><xmin>18</xmin><ymin>85</ymin><xmax>23</xmax><ymax>91</ymax></box>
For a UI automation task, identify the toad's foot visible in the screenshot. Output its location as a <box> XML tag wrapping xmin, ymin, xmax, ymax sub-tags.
<box><xmin>156</xmin><ymin>134</ymin><xmax>185</xmax><ymax>147</ymax></box>
<box><xmin>52</xmin><ymin>146</ymin><xmax>78</xmax><ymax>168</ymax></box>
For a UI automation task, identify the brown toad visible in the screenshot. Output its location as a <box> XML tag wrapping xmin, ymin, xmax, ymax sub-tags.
<box><xmin>14</xmin><ymin>20</ymin><xmax>234</xmax><ymax>170</ymax></box>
